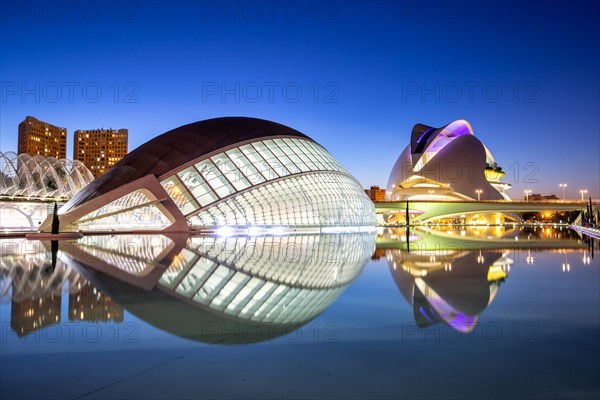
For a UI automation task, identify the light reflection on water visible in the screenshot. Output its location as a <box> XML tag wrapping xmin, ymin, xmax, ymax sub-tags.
<box><xmin>1</xmin><ymin>228</ymin><xmax>598</xmax><ymax>399</ymax></box>
<box><xmin>1</xmin><ymin>232</ymin><xmax>376</xmax><ymax>345</ymax></box>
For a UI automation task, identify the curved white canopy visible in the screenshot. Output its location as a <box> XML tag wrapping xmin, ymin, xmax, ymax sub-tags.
<box><xmin>0</xmin><ymin>151</ymin><xmax>94</xmax><ymax>199</ymax></box>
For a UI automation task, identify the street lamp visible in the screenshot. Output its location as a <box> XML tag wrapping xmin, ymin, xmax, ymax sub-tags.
<box><xmin>475</xmin><ymin>189</ymin><xmax>482</xmax><ymax>201</ymax></box>
<box><xmin>559</xmin><ymin>183</ymin><xmax>567</xmax><ymax>201</ymax></box>
<box><xmin>524</xmin><ymin>190</ymin><xmax>532</xmax><ymax>201</ymax></box>
<box><xmin>580</xmin><ymin>189</ymin><xmax>587</xmax><ymax>202</ymax></box>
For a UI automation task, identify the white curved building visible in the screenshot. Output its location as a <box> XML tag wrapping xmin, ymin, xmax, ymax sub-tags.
<box><xmin>43</xmin><ymin>117</ymin><xmax>376</xmax><ymax>233</ymax></box>
<box><xmin>0</xmin><ymin>152</ymin><xmax>94</xmax><ymax>230</ymax></box>
<box><xmin>387</xmin><ymin>120</ymin><xmax>511</xmax><ymax>201</ymax></box>
<box><xmin>0</xmin><ymin>151</ymin><xmax>94</xmax><ymax>199</ymax></box>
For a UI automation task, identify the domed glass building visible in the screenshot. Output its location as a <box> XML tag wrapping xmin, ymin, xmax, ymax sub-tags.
<box><xmin>386</xmin><ymin>120</ymin><xmax>511</xmax><ymax>201</ymax></box>
<box><xmin>45</xmin><ymin>117</ymin><xmax>375</xmax><ymax>233</ymax></box>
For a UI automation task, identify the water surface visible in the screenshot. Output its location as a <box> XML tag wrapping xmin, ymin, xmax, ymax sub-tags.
<box><xmin>1</xmin><ymin>229</ymin><xmax>598</xmax><ymax>399</ymax></box>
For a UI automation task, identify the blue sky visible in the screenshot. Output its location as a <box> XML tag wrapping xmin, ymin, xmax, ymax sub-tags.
<box><xmin>1</xmin><ymin>0</ymin><xmax>598</xmax><ymax>199</ymax></box>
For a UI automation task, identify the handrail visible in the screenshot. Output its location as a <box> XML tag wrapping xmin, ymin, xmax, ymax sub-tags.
<box><xmin>375</xmin><ymin>200</ymin><xmax>599</xmax><ymax>204</ymax></box>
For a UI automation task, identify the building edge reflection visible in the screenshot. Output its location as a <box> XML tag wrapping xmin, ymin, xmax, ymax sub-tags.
<box><xmin>60</xmin><ymin>232</ymin><xmax>376</xmax><ymax>345</ymax></box>
<box><xmin>0</xmin><ymin>237</ymin><xmax>125</xmax><ymax>337</ymax></box>
<box><xmin>387</xmin><ymin>249</ymin><xmax>510</xmax><ymax>333</ymax></box>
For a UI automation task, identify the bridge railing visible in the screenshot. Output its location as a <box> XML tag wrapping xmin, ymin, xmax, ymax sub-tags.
<box><xmin>375</xmin><ymin>200</ymin><xmax>598</xmax><ymax>204</ymax></box>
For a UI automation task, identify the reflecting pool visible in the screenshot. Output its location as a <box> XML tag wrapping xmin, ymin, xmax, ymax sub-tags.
<box><xmin>1</xmin><ymin>228</ymin><xmax>598</xmax><ymax>399</ymax></box>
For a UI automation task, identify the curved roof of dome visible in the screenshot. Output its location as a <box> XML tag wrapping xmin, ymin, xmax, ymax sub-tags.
<box><xmin>62</xmin><ymin>117</ymin><xmax>312</xmax><ymax>212</ymax></box>
<box><xmin>410</xmin><ymin>119</ymin><xmax>473</xmax><ymax>155</ymax></box>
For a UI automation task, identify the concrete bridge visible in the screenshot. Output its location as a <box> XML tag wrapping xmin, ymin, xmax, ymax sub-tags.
<box><xmin>375</xmin><ymin>200</ymin><xmax>598</xmax><ymax>223</ymax></box>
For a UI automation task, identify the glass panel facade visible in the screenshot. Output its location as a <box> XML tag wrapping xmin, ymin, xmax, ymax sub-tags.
<box><xmin>158</xmin><ymin>138</ymin><xmax>374</xmax><ymax>228</ymax></box>
<box><xmin>264</xmin><ymin>140</ymin><xmax>300</xmax><ymax>174</ymax></box>
<box><xmin>250</xmin><ymin>141</ymin><xmax>290</xmax><ymax>177</ymax></box>
<box><xmin>161</xmin><ymin>175</ymin><xmax>199</xmax><ymax>214</ymax></box>
<box><xmin>189</xmin><ymin>173</ymin><xmax>375</xmax><ymax>228</ymax></box>
<box><xmin>158</xmin><ymin>232</ymin><xmax>375</xmax><ymax>323</ymax></box>
<box><xmin>195</xmin><ymin>160</ymin><xmax>236</xmax><ymax>199</ymax></box>
<box><xmin>174</xmin><ymin>167</ymin><xmax>218</xmax><ymax>207</ymax></box>
<box><xmin>210</xmin><ymin>153</ymin><xmax>252</xmax><ymax>191</ymax></box>
<box><xmin>225</xmin><ymin>148</ymin><xmax>266</xmax><ymax>186</ymax></box>
<box><xmin>76</xmin><ymin>190</ymin><xmax>172</xmax><ymax>231</ymax></box>
<box><xmin>239</xmin><ymin>144</ymin><xmax>279</xmax><ymax>180</ymax></box>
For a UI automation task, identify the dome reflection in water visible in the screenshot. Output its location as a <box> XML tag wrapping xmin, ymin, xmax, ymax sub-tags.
<box><xmin>386</xmin><ymin>249</ymin><xmax>511</xmax><ymax>333</ymax></box>
<box><xmin>59</xmin><ymin>232</ymin><xmax>376</xmax><ymax>344</ymax></box>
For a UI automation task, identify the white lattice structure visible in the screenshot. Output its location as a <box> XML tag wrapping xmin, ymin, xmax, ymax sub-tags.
<box><xmin>0</xmin><ymin>151</ymin><xmax>94</xmax><ymax>199</ymax></box>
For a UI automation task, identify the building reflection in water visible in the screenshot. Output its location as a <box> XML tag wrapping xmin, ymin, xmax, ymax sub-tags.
<box><xmin>10</xmin><ymin>296</ymin><xmax>62</xmax><ymax>337</ymax></box>
<box><xmin>59</xmin><ymin>232</ymin><xmax>376</xmax><ymax>344</ymax></box>
<box><xmin>377</xmin><ymin>226</ymin><xmax>588</xmax><ymax>251</ymax></box>
<box><xmin>2</xmin><ymin>230</ymin><xmax>595</xmax><ymax>342</ymax></box>
<box><xmin>69</xmin><ymin>283</ymin><xmax>124</xmax><ymax>322</ymax></box>
<box><xmin>0</xmin><ymin>238</ymin><xmax>124</xmax><ymax>337</ymax></box>
<box><xmin>385</xmin><ymin>248</ymin><xmax>511</xmax><ymax>333</ymax></box>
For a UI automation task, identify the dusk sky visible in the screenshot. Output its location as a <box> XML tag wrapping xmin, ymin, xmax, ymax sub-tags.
<box><xmin>1</xmin><ymin>0</ymin><xmax>598</xmax><ymax>199</ymax></box>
